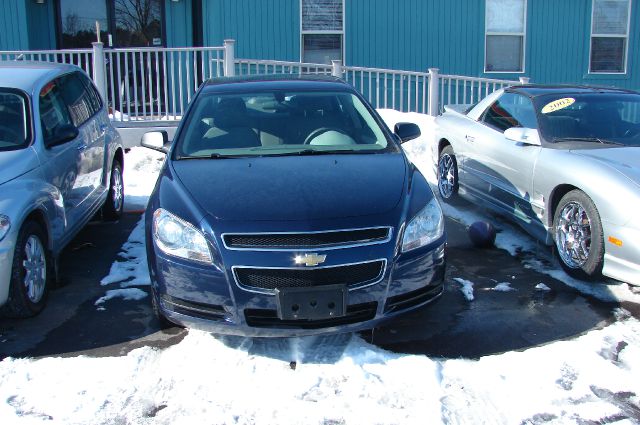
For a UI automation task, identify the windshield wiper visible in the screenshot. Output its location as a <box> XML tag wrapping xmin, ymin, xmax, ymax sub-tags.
<box><xmin>175</xmin><ymin>153</ymin><xmax>243</xmax><ymax>160</ymax></box>
<box><xmin>552</xmin><ymin>137</ymin><xmax>624</xmax><ymax>146</ymax></box>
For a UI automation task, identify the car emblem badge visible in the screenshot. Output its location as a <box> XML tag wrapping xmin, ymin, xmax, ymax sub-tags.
<box><xmin>294</xmin><ymin>253</ymin><xmax>327</xmax><ymax>267</ymax></box>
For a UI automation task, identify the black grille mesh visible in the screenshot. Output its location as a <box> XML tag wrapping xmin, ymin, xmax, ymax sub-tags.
<box><xmin>224</xmin><ymin>228</ymin><xmax>389</xmax><ymax>249</ymax></box>
<box><xmin>234</xmin><ymin>261</ymin><xmax>385</xmax><ymax>290</ymax></box>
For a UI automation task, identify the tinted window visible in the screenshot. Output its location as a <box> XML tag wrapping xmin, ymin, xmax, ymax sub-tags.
<box><xmin>481</xmin><ymin>92</ymin><xmax>537</xmax><ymax>132</ymax></box>
<box><xmin>76</xmin><ymin>72</ymin><xmax>103</xmax><ymax>114</ymax></box>
<box><xmin>536</xmin><ymin>93</ymin><xmax>640</xmax><ymax>146</ymax></box>
<box><xmin>39</xmin><ymin>81</ymin><xmax>74</xmax><ymax>145</ymax></box>
<box><xmin>58</xmin><ymin>73</ymin><xmax>95</xmax><ymax>127</ymax></box>
<box><xmin>0</xmin><ymin>90</ymin><xmax>30</xmax><ymax>151</ymax></box>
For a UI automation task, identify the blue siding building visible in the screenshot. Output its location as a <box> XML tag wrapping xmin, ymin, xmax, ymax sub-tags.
<box><xmin>0</xmin><ymin>0</ymin><xmax>638</xmax><ymax>90</ymax></box>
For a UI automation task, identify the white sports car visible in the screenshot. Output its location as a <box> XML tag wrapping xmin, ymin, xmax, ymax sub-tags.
<box><xmin>432</xmin><ymin>85</ymin><xmax>640</xmax><ymax>285</ymax></box>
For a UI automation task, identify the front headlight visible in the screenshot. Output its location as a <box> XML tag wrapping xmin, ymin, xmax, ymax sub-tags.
<box><xmin>401</xmin><ymin>198</ymin><xmax>444</xmax><ymax>252</ymax></box>
<box><xmin>152</xmin><ymin>208</ymin><xmax>212</xmax><ymax>264</ymax></box>
<box><xmin>0</xmin><ymin>215</ymin><xmax>10</xmax><ymax>242</ymax></box>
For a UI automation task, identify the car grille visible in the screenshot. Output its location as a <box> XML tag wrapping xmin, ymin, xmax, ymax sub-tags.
<box><xmin>244</xmin><ymin>302</ymin><xmax>378</xmax><ymax>328</ymax></box>
<box><xmin>223</xmin><ymin>227</ymin><xmax>391</xmax><ymax>250</ymax></box>
<box><xmin>233</xmin><ymin>260</ymin><xmax>386</xmax><ymax>292</ymax></box>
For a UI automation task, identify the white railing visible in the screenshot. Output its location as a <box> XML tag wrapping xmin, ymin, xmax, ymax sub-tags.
<box><xmin>0</xmin><ymin>39</ymin><xmax>526</xmax><ymax>123</ymax></box>
<box><xmin>104</xmin><ymin>46</ymin><xmax>226</xmax><ymax>122</ymax></box>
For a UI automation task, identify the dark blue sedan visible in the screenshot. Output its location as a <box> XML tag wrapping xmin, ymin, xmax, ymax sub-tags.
<box><xmin>141</xmin><ymin>75</ymin><xmax>446</xmax><ymax>336</ymax></box>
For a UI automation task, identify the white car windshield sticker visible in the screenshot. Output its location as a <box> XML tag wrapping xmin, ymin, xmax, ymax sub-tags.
<box><xmin>541</xmin><ymin>97</ymin><xmax>575</xmax><ymax>114</ymax></box>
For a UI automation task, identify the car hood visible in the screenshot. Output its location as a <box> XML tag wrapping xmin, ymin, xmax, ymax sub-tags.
<box><xmin>572</xmin><ymin>147</ymin><xmax>640</xmax><ymax>188</ymax></box>
<box><xmin>0</xmin><ymin>148</ymin><xmax>40</xmax><ymax>186</ymax></box>
<box><xmin>172</xmin><ymin>153</ymin><xmax>407</xmax><ymax>221</ymax></box>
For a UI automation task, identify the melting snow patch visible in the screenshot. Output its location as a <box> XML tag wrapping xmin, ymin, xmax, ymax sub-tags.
<box><xmin>100</xmin><ymin>217</ymin><xmax>149</xmax><ymax>287</ymax></box>
<box><xmin>536</xmin><ymin>283</ymin><xmax>551</xmax><ymax>291</ymax></box>
<box><xmin>493</xmin><ymin>282</ymin><xmax>516</xmax><ymax>292</ymax></box>
<box><xmin>123</xmin><ymin>147</ymin><xmax>164</xmax><ymax>211</ymax></box>
<box><xmin>95</xmin><ymin>288</ymin><xmax>148</xmax><ymax>305</ymax></box>
<box><xmin>453</xmin><ymin>278</ymin><xmax>475</xmax><ymax>301</ymax></box>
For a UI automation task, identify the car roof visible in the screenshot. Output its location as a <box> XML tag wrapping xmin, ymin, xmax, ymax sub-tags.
<box><xmin>506</xmin><ymin>84</ymin><xmax>639</xmax><ymax>98</ymax></box>
<box><xmin>202</xmin><ymin>74</ymin><xmax>352</xmax><ymax>94</ymax></box>
<box><xmin>0</xmin><ymin>61</ymin><xmax>80</xmax><ymax>93</ymax></box>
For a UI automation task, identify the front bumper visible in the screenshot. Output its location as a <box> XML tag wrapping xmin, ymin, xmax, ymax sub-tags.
<box><xmin>149</xmin><ymin>238</ymin><xmax>446</xmax><ymax>337</ymax></box>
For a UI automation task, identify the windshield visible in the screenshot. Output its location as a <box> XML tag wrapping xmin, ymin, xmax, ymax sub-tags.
<box><xmin>535</xmin><ymin>93</ymin><xmax>640</xmax><ymax>147</ymax></box>
<box><xmin>175</xmin><ymin>89</ymin><xmax>393</xmax><ymax>158</ymax></box>
<box><xmin>0</xmin><ymin>89</ymin><xmax>30</xmax><ymax>151</ymax></box>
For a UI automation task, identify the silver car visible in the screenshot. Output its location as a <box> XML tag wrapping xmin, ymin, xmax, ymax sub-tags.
<box><xmin>433</xmin><ymin>85</ymin><xmax>640</xmax><ymax>285</ymax></box>
<box><xmin>0</xmin><ymin>62</ymin><xmax>124</xmax><ymax>317</ymax></box>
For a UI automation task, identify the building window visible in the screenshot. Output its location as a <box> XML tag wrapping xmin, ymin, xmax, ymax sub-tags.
<box><xmin>301</xmin><ymin>0</ymin><xmax>344</xmax><ymax>64</ymax></box>
<box><xmin>58</xmin><ymin>0</ymin><xmax>164</xmax><ymax>49</ymax></box>
<box><xmin>485</xmin><ymin>0</ymin><xmax>526</xmax><ymax>73</ymax></box>
<box><xmin>590</xmin><ymin>0</ymin><xmax>631</xmax><ymax>73</ymax></box>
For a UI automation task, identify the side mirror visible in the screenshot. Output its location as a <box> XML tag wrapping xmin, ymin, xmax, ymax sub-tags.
<box><xmin>504</xmin><ymin>127</ymin><xmax>541</xmax><ymax>146</ymax></box>
<box><xmin>394</xmin><ymin>122</ymin><xmax>421</xmax><ymax>143</ymax></box>
<box><xmin>141</xmin><ymin>131</ymin><xmax>170</xmax><ymax>153</ymax></box>
<box><xmin>46</xmin><ymin>124</ymin><xmax>79</xmax><ymax>148</ymax></box>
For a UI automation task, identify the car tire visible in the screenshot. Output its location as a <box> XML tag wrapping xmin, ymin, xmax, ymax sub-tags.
<box><xmin>102</xmin><ymin>159</ymin><xmax>124</xmax><ymax>221</ymax></box>
<box><xmin>437</xmin><ymin>145</ymin><xmax>459</xmax><ymax>200</ymax></box>
<box><xmin>2</xmin><ymin>221</ymin><xmax>51</xmax><ymax>318</ymax></box>
<box><xmin>553</xmin><ymin>189</ymin><xmax>604</xmax><ymax>280</ymax></box>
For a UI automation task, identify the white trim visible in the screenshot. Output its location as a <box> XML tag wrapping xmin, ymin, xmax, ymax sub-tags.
<box><xmin>299</xmin><ymin>0</ymin><xmax>345</xmax><ymax>65</ymax></box>
<box><xmin>484</xmin><ymin>0</ymin><xmax>527</xmax><ymax>74</ymax></box>
<box><xmin>588</xmin><ymin>0</ymin><xmax>632</xmax><ymax>74</ymax></box>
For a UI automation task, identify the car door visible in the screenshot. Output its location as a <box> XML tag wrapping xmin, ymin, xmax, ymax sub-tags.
<box><xmin>57</xmin><ymin>72</ymin><xmax>105</xmax><ymax>208</ymax></box>
<box><xmin>38</xmin><ymin>79</ymin><xmax>87</xmax><ymax>218</ymax></box>
<box><xmin>463</xmin><ymin>92</ymin><xmax>543</xmax><ymax>226</ymax></box>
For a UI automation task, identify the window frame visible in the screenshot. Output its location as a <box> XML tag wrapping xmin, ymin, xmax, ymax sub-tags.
<box><xmin>589</xmin><ymin>0</ymin><xmax>632</xmax><ymax>74</ymax></box>
<box><xmin>484</xmin><ymin>0</ymin><xmax>527</xmax><ymax>74</ymax></box>
<box><xmin>299</xmin><ymin>0</ymin><xmax>346</xmax><ymax>65</ymax></box>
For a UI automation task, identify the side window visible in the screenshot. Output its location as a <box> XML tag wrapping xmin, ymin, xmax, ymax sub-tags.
<box><xmin>39</xmin><ymin>81</ymin><xmax>73</xmax><ymax>145</ymax></box>
<box><xmin>481</xmin><ymin>92</ymin><xmax>537</xmax><ymax>132</ymax></box>
<box><xmin>76</xmin><ymin>72</ymin><xmax>103</xmax><ymax>114</ymax></box>
<box><xmin>58</xmin><ymin>73</ymin><xmax>94</xmax><ymax>127</ymax></box>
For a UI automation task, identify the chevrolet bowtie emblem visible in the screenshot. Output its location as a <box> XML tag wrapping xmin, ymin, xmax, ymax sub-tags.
<box><xmin>294</xmin><ymin>253</ymin><xmax>327</xmax><ymax>267</ymax></box>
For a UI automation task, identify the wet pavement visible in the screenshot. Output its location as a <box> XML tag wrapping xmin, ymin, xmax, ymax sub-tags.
<box><xmin>0</xmin><ymin>211</ymin><xmax>623</xmax><ymax>360</ymax></box>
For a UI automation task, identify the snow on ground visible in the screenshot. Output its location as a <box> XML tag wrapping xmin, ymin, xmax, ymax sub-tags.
<box><xmin>123</xmin><ymin>147</ymin><xmax>165</xmax><ymax>212</ymax></box>
<box><xmin>1</xmin><ymin>312</ymin><xmax>639</xmax><ymax>424</ymax></box>
<box><xmin>453</xmin><ymin>277</ymin><xmax>475</xmax><ymax>301</ymax></box>
<box><xmin>2</xmin><ymin>111</ymin><xmax>640</xmax><ymax>424</ymax></box>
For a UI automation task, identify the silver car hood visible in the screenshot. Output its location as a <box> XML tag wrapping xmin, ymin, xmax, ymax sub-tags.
<box><xmin>573</xmin><ymin>147</ymin><xmax>640</xmax><ymax>188</ymax></box>
<box><xmin>0</xmin><ymin>148</ymin><xmax>40</xmax><ymax>186</ymax></box>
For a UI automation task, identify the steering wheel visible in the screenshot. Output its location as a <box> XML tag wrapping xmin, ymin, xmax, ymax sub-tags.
<box><xmin>303</xmin><ymin>127</ymin><xmax>347</xmax><ymax>144</ymax></box>
<box><xmin>0</xmin><ymin>125</ymin><xmax>22</xmax><ymax>143</ymax></box>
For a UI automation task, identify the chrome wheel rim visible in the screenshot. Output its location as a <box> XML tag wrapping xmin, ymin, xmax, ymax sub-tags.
<box><xmin>23</xmin><ymin>235</ymin><xmax>46</xmax><ymax>303</ymax></box>
<box><xmin>438</xmin><ymin>153</ymin><xmax>456</xmax><ymax>198</ymax></box>
<box><xmin>111</xmin><ymin>167</ymin><xmax>123</xmax><ymax>211</ymax></box>
<box><xmin>555</xmin><ymin>201</ymin><xmax>591</xmax><ymax>269</ymax></box>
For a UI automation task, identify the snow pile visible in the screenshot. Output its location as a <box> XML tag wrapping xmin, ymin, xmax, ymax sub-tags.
<box><xmin>95</xmin><ymin>288</ymin><xmax>148</xmax><ymax>306</ymax></box>
<box><xmin>123</xmin><ymin>147</ymin><xmax>165</xmax><ymax>211</ymax></box>
<box><xmin>1</xmin><ymin>313</ymin><xmax>640</xmax><ymax>424</ymax></box>
<box><xmin>100</xmin><ymin>217</ymin><xmax>149</xmax><ymax>287</ymax></box>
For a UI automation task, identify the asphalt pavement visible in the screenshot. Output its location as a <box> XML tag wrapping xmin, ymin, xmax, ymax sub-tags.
<box><xmin>0</xmin><ymin>211</ymin><xmax>624</xmax><ymax>360</ymax></box>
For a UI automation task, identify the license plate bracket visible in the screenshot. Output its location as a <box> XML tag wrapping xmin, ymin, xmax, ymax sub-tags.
<box><xmin>275</xmin><ymin>285</ymin><xmax>347</xmax><ymax>321</ymax></box>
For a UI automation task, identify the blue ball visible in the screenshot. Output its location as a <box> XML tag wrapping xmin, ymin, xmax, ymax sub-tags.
<box><xmin>468</xmin><ymin>221</ymin><xmax>496</xmax><ymax>248</ymax></box>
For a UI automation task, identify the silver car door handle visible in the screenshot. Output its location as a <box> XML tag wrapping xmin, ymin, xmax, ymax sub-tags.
<box><xmin>465</xmin><ymin>135</ymin><xmax>475</xmax><ymax>142</ymax></box>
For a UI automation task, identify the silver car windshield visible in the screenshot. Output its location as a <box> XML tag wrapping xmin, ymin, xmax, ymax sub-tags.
<box><xmin>535</xmin><ymin>93</ymin><xmax>640</xmax><ymax>147</ymax></box>
<box><xmin>175</xmin><ymin>90</ymin><xmax>393</xmax><ymax>158</ymax></box>
<box><xmin>0</xmin><ymin>90</ymin><xmax>29</xmax><ymax>151</ymax></box>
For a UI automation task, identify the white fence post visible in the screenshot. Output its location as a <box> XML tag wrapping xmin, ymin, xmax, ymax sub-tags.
<box><xmin>91</xmin><ymin>42</ymin><xmax>107</xmax><ymax>102</ymax></box>
<box><xmin>428</xmin><ymin>68</ymin><xmax>440</xmax><ymax>116</ymax></box>
<box><xmin>331</xmin><ymin>60</ymin><xmax>343</xmax><ymax>78</ymax></box>
<box><xmin>224</xmin><ymin>39</ymin><xmax>235</xmax><ymax>77</ymax></box>
<box><xmin>519</xmin><ymin>76</ymin><xmax>530</xmax><ymax>84</ymax></box>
